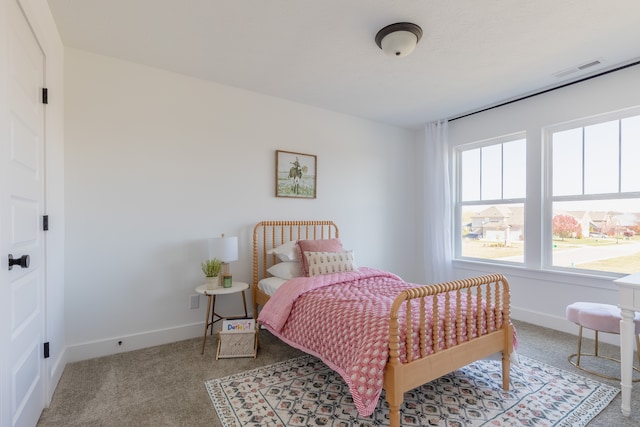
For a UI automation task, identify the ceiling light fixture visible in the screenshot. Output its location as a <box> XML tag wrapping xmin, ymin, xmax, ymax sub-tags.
<box><xmin>375</xmin><ymin>22</ymin><xmax>423</xmax><ymax>57</ymax></box>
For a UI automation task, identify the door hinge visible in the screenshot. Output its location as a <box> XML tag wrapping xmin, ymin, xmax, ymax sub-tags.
<box><xmin>42</xmin><ymin>88</ymin><xmax>48</xmax><ymax>104</ymax></box>
<box><xmin>43</xmin><ymin>215</ymin><xmax>49</xmax><ymax>231</ymax></box>
<box><xmin>44</xmin><ymin>342</ymin><xmax>50</xmax><ymax>359</ymax></box>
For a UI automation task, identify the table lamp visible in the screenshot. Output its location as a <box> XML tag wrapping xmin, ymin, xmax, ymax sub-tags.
<box><xmin>209</xmin><ymin>234</ymin><xmax>238</xmax><ymax>286</ymax></box>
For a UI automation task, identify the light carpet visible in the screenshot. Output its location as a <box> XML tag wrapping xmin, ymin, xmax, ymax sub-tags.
<box><xmin>205</xmin><ymin>354</ymin><xmax>618</xmax><ymax>427</ymax></box>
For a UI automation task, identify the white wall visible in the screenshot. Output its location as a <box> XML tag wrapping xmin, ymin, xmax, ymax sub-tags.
<box><xmin>446</xmin><ymin>65</ymin><xmax>640</xmax><ymax>344</ymax></box>
<box><xmin>64</xmin><ymin>48</ymin><xmax>419</xmax><ymax>361</ymax></box>
<box><xmin>64</xmin><ymin>34</ymin><xmax>639</xmax><ymax>363</ymax></box>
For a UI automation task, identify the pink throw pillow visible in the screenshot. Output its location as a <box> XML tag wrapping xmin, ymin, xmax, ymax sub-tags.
<box><xmin>297</xmin><ymin>239</ymin><xmax>343</xmax><ymax>276</ymax></box>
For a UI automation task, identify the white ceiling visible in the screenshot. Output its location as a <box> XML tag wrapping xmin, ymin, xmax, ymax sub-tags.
<box><xmin>47</xmin><ymin>0</ymin><xmax>640</xmax><ymax>129</ymax></box>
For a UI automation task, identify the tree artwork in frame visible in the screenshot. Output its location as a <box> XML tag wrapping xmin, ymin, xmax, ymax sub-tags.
<box><xmin>275</xmin><ymin>150</ymin><xmax>317</xmax><ymax>199</ymax></box>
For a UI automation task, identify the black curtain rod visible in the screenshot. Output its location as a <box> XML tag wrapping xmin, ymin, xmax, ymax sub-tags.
<box><xmin>449</xmin><ymin>59</ymin><xmax>640</xmax><ymax>122</ymax></box>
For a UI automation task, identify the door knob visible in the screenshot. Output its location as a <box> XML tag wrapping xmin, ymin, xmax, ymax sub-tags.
<box><xmin>8</xmin><ymin>254</ymin><xmax>30</xmax><ymax>270</ymax></box>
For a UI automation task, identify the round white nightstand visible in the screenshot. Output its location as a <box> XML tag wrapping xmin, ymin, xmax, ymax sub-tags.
<box><xmin>196</xmin><ymin>281</ymin><xmax>249</xmax><ymax>354</ymax></box>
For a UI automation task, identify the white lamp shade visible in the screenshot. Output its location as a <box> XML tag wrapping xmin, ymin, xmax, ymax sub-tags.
<box><xmin>380</xmin><ymin>30</ymin><xmax>418</xmax><ymax>57</ymax></box>
<box><xmin>208</xmin><ymin>235</ymin><xmax>238</xmax><ymax>263</ymax></box>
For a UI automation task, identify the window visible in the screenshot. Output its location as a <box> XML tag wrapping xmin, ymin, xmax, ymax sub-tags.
<box><xmin>456</xmin><ymin>135</ymin><xmax>526</xmax><ymax>263</ymax></box>
<box><xmin>548</xmin><ymin>112</ymin><xmax>640</xmax><ymax>274</ymax></box>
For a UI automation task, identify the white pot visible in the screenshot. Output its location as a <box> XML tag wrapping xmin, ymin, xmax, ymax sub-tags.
<box><xmin>205</xmin><ymin>275</ymin><xmax>220</xmax><ymax>290</ymax></box>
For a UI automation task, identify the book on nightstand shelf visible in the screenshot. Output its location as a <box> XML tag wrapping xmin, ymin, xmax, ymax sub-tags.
<box><xmin>221</xmin><ymin>318</ymin><xmax>255</xmax><ymax>333</ymax></box>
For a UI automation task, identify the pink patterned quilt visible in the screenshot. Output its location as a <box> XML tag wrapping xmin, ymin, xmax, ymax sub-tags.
<box><xmin>258</xmin><ymin>268</ymin><xmax>504</xmax><ymax>417</ymax></box>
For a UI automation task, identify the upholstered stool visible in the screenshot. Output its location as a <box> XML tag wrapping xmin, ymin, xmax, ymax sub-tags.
<box><xmin>566</xmin><ymin>302</ymin><xmax>640</xmax><ymax>381</ymax></box>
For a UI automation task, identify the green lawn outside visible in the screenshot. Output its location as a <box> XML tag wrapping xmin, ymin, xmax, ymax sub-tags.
<box><xmin>461</xmin><ymin>240</ymin><xmax>524</xmax><ymax>259</ymax></box>
<box><xmin>576</xmin><ymin>252</ymin><xmax>640</xmax><ymax>274</ymax></box>
<box><xmin>461</xmin><ymin>235</ymin><xmax>640</xmax><ymax>274</ymax></box>
<box><xmin>552</xmin><ymin>235</ymin><xmax>638</xmax><ymax>248</ymax></box>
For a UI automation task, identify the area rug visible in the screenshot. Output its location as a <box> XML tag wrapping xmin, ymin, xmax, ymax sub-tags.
<box><xmin>205</xmin><ymin>354</ymin><xmax>618</xmax><ymax>427</ymax></box>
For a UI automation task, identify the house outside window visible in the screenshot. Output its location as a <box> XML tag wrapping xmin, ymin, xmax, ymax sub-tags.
<box><xmin>456</xmin><ymin>135</ymin><xmax>526</xmax><ymax>263</ymax></box>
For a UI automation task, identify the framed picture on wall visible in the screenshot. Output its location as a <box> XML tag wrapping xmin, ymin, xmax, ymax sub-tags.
<box><xmin>275</xmin><ymin>150</ymin><xmax>317</xmax><ymax>199</ymax></box>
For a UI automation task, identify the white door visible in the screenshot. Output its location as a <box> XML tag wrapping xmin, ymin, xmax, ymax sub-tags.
<box><xmin>0</xmin><ymin>0</ymin><xmax>47</xmax><ymax>426</ymax></box>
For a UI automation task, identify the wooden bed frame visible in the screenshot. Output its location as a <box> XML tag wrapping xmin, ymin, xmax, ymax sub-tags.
<box><xmin>252</xmin><ymin>220</ymin><xmax>513</xmax><ymax>427</ymax></box>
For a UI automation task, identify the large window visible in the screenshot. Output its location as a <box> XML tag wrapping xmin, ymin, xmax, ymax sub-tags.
<box><xmin>454</xmin><ymin>108</ymin><xmax>640</xmax><ymax>276</ymax></box>
<box><xmin>457</xmin><ymin>135</ymin><xmax>526</xmax><ymax>263</ymax></box>
<box><xmin>548</xmin><ymin>112</ymin><xmax>640</xmax><ymax>274</ymax></box>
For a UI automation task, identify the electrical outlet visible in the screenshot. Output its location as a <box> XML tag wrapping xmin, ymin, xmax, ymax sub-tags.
<box><xmin>190</xmin><ymin>295</ymin><xmax>199</xmax><ymax>309</ymax></box>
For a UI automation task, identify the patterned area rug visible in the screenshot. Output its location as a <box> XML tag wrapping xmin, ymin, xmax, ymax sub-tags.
<box><xmin>205</xmin><ymin>354</ymin><xmax>618</xmax><ymax>427</ymax></box>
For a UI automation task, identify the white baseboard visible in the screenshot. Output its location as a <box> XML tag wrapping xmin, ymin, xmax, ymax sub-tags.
<box><xmin>512</xmin><ymin>306</ymin><xmax>620</xmax><ymax>347</ymax></box>
<box><xmin>65</xmin><ymin>322</ymin><xmax>204</xmax><ymax>363</ymax></box>
<box><xmin>62</xmin><ymin>309</ymin><xmax>621</xmax><ymax>364</ymax></box>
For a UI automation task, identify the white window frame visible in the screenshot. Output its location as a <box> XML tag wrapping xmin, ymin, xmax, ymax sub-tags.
<box><xmin>542</xmin><ymin>106</ymin><xmax>640</xmax><ymax>275</ymax></box>
<box><xmin>454</xmin><ymin>132</ymin><xmax>526</xmax><ymax>264</ymax></box>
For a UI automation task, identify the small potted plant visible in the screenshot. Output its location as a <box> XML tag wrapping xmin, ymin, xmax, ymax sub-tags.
<box><xmin>201</xmin><ymin>258</ymin><xmax>222</xmax><ymax>289</ymax></box>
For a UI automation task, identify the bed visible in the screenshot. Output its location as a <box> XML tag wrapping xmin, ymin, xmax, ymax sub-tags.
<box><xmin>252</xmin><ymin>220</ymin><xmax>513</xmax><ymax>427</ymax></box>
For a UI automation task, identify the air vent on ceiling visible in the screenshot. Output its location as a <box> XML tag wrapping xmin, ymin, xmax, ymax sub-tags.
<box><xmin>553</xmin><ymin>58</ymin><xmax>604</xmax><ymax>78</ymax></box>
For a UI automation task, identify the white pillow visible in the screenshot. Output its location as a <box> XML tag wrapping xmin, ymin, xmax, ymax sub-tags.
<box><xmin>267</xmin><ymin>261</ymin><xmax>302</xmax><ymax>280</ymax></box>
<box><xmin>266</xmin><ymin>241</ymin><xmax>298</xmax><ymax>262</ymax></box>
<box><xmin>304</xmin><ymin>250</ymin><xmax>357</xmax><ymax>277</ymax></box>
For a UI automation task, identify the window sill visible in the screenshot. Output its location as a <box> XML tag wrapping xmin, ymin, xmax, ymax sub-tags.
<box><xmin>452</xmin><ymin>258</ymin><xmax>623</xmax><ymax>291</ymax></box>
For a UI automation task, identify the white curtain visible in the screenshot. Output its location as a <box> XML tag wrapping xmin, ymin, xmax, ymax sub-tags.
<box><xmin>423</xmin><ymin>120</ymin><xmax>453</xmax><ymax>283</ymax></box>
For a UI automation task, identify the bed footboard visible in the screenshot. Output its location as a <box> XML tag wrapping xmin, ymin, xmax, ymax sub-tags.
<box><xmin>383</xmin><ymin>274</ymin><xmax>512</xmax><ymax>427</ymax></box>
